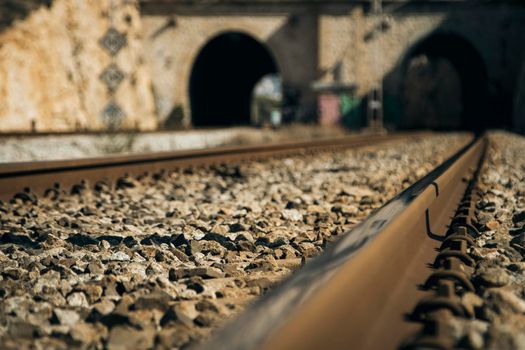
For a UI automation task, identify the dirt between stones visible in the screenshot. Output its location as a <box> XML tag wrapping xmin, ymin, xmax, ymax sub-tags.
<box><xmin>0</xmin><ymin>134</ymin><xmax>467</xmax><ymax>350</ymax></box>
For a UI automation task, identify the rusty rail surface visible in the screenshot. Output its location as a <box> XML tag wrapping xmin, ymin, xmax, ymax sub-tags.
<box><xmin>401</xmin><ymin>136</ymin><xmax>486</xmax><ymax>349</ymax></box>
<box><xmin>203</xmin><ymin>134</ymin><xmax>486</xmax><ymax>350</ymax></box>
<box><xmin>0</xmin><ymin>132</ymin><xmax>425</xmax><ymax>202</ymax></box>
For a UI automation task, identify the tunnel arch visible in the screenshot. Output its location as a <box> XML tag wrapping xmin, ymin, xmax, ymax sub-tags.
<box><xmin>400</xmin><ymin>32</ymin><xmax>499</xmax><ymax>131</ymax></box>
<box><xmin>189</xmin><ymin>31</ymin><xmax>279</xmax><ymax>127</ymax></box>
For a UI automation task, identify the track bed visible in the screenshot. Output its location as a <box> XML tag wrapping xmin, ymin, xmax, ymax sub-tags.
<box><xmin>0</xmin><ymin>133</ymin><xmax>468</xmax><ymax>350</ymax></box>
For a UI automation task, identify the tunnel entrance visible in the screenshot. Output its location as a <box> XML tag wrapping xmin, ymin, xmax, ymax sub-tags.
<box><xmin>401</xmin><ymin>33</ymin><xmax>499</xmax><ymax>131</ymax></box>
<box><xmin>190</xmin><ymin>32</ymin><xmax>279</xmax><ymax>127</ymax></box>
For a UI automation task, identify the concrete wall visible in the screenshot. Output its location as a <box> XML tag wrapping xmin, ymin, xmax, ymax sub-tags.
<box><xmin>0</xmin><ymin>0</ymin><xmax>157</xmax><ymax>132</ymax></box>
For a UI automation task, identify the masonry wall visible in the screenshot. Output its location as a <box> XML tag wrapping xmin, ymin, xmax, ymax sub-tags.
<box><xmin>0</xmin><ymin>0</ymin><xmax>157</xmax><ymax>132</ymax></box>
<box><xmin>1</xmin><ymin>1</ymin><xmax>524</xmax><ymax>132</ymax></box>
<box><xmin>141</xmin><ymin>10</ymin><xmax>318</xmax><ymax>126</ymax></box>
<box><xmin>318</xmin><ymin>7</ymin><xmax>444</xmax><ymax>95</ymax></box>
<box><xmin>318</xmin><ymin>4</ymin><xmax>525</xmax><ymax>128</ymax></box>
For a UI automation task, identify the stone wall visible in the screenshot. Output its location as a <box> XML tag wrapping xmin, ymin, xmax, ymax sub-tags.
<box><xmin>141</xmin><ymin>10</ymin><xmax>318</xmax><ymax>126</ymax></box>
<box><xmin>319</xmin><ymin>7</ymin><xmax>445</xmax><ymax>96</ymax></box>
<box><xmin>1</xmin><ymin>1</ymin><xmax>524</xmax><ymax>132</ymax></box>
<box><xmin>318</xmin><ymin>3</ymin><xmax>525</xmax><ymax>128</ymax></box>
<box><xmin>144</xmin><ymin>2</ymin><xmax>525</xmax><ymax>129</ymax></box>
<box><xmin>0</xmin><ymin>0</ymin><xmax>158</xmax><ymax>132</ymax></box>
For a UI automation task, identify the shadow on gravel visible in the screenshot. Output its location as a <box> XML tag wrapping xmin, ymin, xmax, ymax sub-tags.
<box><xmin>0</xmin><ymin>232</ymin><xmax>41</xmax><ymax>249</ymax></box>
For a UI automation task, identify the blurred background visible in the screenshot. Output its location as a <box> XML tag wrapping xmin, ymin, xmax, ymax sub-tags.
<box><xmin>0</xmin><ymin>0</ymin><xmax>524</xmax><ymax>160</ymax></box>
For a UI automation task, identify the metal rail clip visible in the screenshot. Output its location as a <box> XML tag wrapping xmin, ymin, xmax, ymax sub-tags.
<box><xmin>402</xmin><ymin>170</ymin><xmax>482</xmax><ymax>349</ymax></box>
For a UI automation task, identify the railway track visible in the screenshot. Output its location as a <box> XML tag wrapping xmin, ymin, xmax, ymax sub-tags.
<box><xmin>205</xmin><ymin>134</ymin><xmax>488</xmax><ymax>350</ymax></box>
<box><xmin>0</xmin><ymin>132</ymin><xmax>421</xmax><ymax>202</ymax></box>
<box><xmin>0</xmin><ymin>132</ymin><xmax>476</xmax><ymax>350</ymax></box>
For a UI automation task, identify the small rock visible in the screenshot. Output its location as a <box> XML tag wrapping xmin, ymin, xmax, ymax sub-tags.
<box><xmin>70</xmin><ymin>322</ymin><xmax>103</xmax><ymax>344</ymax></box>
<box><xmin>132</xmin><ymin>292</ymin><xmax>171</xmax><ymax>311</ymax></box>
<box><xmin>67</xmin><ymin>292</ymin><xmax>89</xmax><ymax>308</ymax></box>
<box><xmin>282</xmin><ymin>209</ymin><xmax>303</xmax><ymax>222</ymax></box>
<box><xmin>461</xmin><ymin>292</ymin><xmax>484</xmax><ymax>316</ymax></box>
<box><xmin>174</xmin><ymin>303</ymin><xmax>200</xmax><ymax>327</ymax></box>
<box><xmin>107</xmin><ymin>325</ymin><xmax>155</xmax><ymax>350</ymax></box>
<box><xmin>52</xmin><ymin>308</ymin><xmax>80</xmax><ymax>326</ymax></box>
<box><xmin>7</xmin><ymin>320</ymin><xmax>40</xmax><ymax>338</ymax></box>
<box><xmin>100</xmin><ymin>240</ymin><xmax>111</xmax><ymax>250</ymax></box>
<box><xmin>92</xmin><ymin>299</ymin><xmax>115</xmax><ymax>316</ymax></box>
<box><xmin>170</xmin><ymin>247</ymin><xmax>189</xmax><ymax>262</ymax></box>
<box><xmin>2</xmin><ymin>268</ymin><xmax>23</xmax><ymax>280</ymax></box>
<box><xmin>106</xmin><ymin>252</ymin><xmax>130</xmax><ymax>262</ymax></box>
<box><xmin>298</xmin><ymin>242</ymin><xmax>319</xmax><ymax>257</ymax></box>
<box><xmin>235</xmin><ymin>232</ymin><xmax>254</xmax><ymax>242</ymax></box>
<box><xmin>476</xmin><ymin>268</ymin><xmax>511</xmax><ymax>287</ymax></box>
<box><xmin>485</xmin><ymin>322</ymin><xmax>525</xmax><ymax>349</ymax></box>
<box><xmin>485</xmin><ymin>220</ymin><xmax>500</xmax><ymax>231</ymax></box>
<box><xmin>246</xmin><ymin>277</ymin><xmax>273</xmax><ymax>290</ymax></box>
<box><xmin>332</xmin><ymin>204</ymin><xmax>359</xmax><ymax>215</ymax></box>
<box><xmin>487</xmin><ymin>288</ymin><xmax>525</xmax><ymax>314</ymax></box>
<box><xmin>77</xmin><ymin>284</ymin><xmax>103</xmax><ymax>304</ymax></box>
<box><xmin>466</xmin><ymin>329</ymin><xmax>485</xmax><ymax>350</ymax></box>
<box><xmin>169</xmin><ymin>267</ymin><xmax>225</xmax><ymax>280</ymax></box>
<box><xmin>87</xmin><ymin>261</ymin><xmax>105</xmax><ymax>274</ymax></box>
<box><xmin>194</xmin><ymin>312</ymin><xmax>220</xmax><ymax>327</ymax></box>
<box><xmin>470</xmin><ymin>247</ymin><xmax>500</xmax><ymax>260</ymax></box>
<box><xmin>156</xmin><ymin>326</ymin><xmax>192</xmax><ymax>349</ymax></box>
<box><xmin>306</xmin><ymin>205</ymin><xmax>326</xmax><ymax>214</ymax></box>
<box><xmin>222</xmin><ymin>264</ymin><xmax>243</xmax><ymax>277</ymax></box>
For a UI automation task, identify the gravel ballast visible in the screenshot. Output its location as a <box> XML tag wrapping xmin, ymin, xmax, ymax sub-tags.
<box><xmin>433</xmin><ymin>132</ymin><xmax>525</xmax><ymax>349</ymax></box>
<box><xmin>0</xmin><ymin>134</ymin><xmax>468</xmax><ymax>350</ymax></box>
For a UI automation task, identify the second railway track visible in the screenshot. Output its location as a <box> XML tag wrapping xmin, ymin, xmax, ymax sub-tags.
<box><xmin>0</xmin><ymin>132</ymin><xmax>421</xmax><ymax>202</ymax></box>
<box><xmin>0</xmin><ymin>132</ymin><xmax>475</xmax><ymax>350</ymax></box>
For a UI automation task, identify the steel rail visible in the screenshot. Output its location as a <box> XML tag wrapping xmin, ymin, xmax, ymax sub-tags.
<box><xmin>202</xmin><ymin>134</ymin><xmax>485</xmax><ymax>350</ymax></box>
<box><xmin>401</xmin><ymin>134</ymin><xmax>487</xmax><ymax>349</ymax></box>
<box><xmin>0</xmin><ymin>132</ymin><xmax>426</xmax><ymax>202</ymax></box>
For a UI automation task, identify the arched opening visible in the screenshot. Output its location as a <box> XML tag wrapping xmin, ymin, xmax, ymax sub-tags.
<box><xmin>401</xmin><ymin>33</ymin><xmax>499</xmax><ymax>131</ymax></box>
<box><xmin>190</xmin><ymin>32</ymin><xmax>279</xmax><ymax>127</ymax></box>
